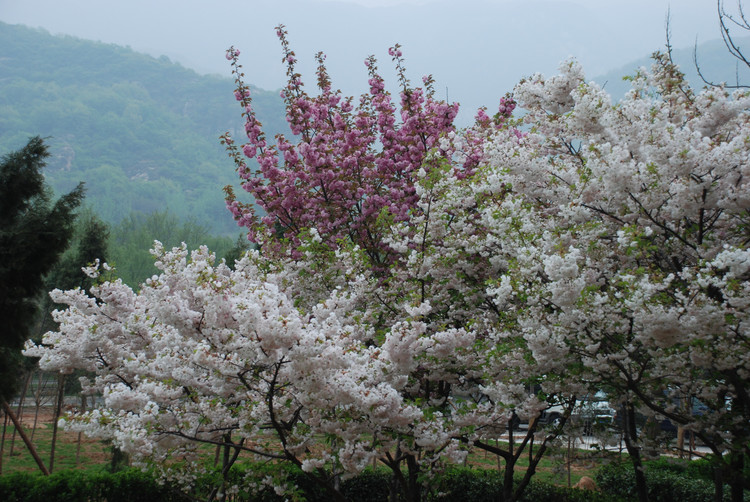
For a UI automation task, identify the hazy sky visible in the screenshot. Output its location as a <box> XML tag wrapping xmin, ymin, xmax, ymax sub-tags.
<box><xmin>0</xmin><ymin>0</ymin><xmax>727</xmax><ymax>123</ymax></box>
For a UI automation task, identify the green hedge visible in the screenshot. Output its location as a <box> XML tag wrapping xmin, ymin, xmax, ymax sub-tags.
<box><xmin>595</xmin><ymin>459</ymin><xmax>750</xmax><ymax>502</ymax></box>
<box><xmin>340</xmin><ymin>469</ymin><xmax>392</xmax><ymax>502</ymax></box>
<box><xmin>416</xmin><ymin>468</ymin><xmax>615</xmax><ymax>502</ymax></box>
<box><xmin>246</xmin><ymin>466</ymin><xmax>615</xmax><ymax>502</ymax></box>
<box><xmin>0</xmin><ymin>469</ymin><xmax>187</xmax><ymax>502</ymax></box>
<box><xmin>13</xmin><ymin>463</ymin><xmax>739</xmax><ymax>502</ymax></box>
<box><xmin>519</xmin><ymin>478</ymin><xmax>620</xmax><ymax>502</ymax></box>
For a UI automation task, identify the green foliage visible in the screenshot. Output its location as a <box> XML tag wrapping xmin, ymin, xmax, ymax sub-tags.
<box><xmin>108</xmin><ymin>210</ymin><xmax>242</xmax><ymax>287</ymax></box>
<box><xmin>223</xmin><ymin>234</ymin><xmax>255</xmax><ymax>270</ymax></box>
<box><xmin>0</xmin><ymin>472</ymin><xmax>37</xmax><ymax>502</ymax></box>
<box><xmin>192</xmin><ymin>461</ymin><xmax>331</xmax><ymax>502</ymax></box>
<box><xmin>229</xmin><ymin>464</ymin><xmax>622</xmax><ymax>501</ymax></box>
<box><xmin>0</xmin><ymin>21</ymin><xmax>287</xmax><ymax>235</ymax></box>
<box><xmin>35</xmin><ymin>208</ymin><xmax>110</xmax><ymax>337</ymax></box>
<box><xmin>429</xmin><ymin>467</ymin><xmax>503</xmax><ymax>501</ymax></box>
<box><xmin>420</xmin><ymin>467</ymin><xmax>616</xmax><ymax>502</ymax></box>
<box><xmin>519</xmin><ymin>478</ymin><xmax>618</xmax><ymax>502</ymax></box>
<box><xmin>339</xmin><ymin>469</ymin><xmax>392</xmax><ymax>501</ymax></box>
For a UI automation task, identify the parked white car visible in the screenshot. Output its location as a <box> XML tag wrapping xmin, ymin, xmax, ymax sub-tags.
<box><xmin>538</xmin><ymin>392</ymin><xmax>616</xmax><ymax>434</ymax></box>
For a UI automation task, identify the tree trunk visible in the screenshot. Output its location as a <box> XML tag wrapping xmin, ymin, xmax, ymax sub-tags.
<box><xmin>213</xmin><ymin>444</ymin><xmax>221</xmax><ymax>467</ymax></box>
<box><xmin>389</xmin><ymin>467</ymin><xmax>400</xmax><ymax>502</ymax></box>
<box><xmin>0</xmin><ymin>408</ymin><xmax>7</xmax><ymax>474</ymax></box>
<box><xmin>385</xmin><ymin>449</ymin><xmax>422</xmax><ymax>502</ymax></box>
<box><xmin>497</xmin><ymin>438</ymin><xmax>502</xmax><ymax>472</ymax></box>
<box><xmin>501</xmin><ymin>456</ymin><xmax>515</xmax><ymax>502</ymax></box>
<box><xmin>622</xmin><ymin>403</ymin><xmax>649</xmax><ymax>502</ymax></box>
<box><xmin>729</xmin><ymin>451</ymin><xmax>744</xmax><ymax>502</ymax></box>
<box><xmin>9</xmin><ymin>371</ymin><xmax>31</xmax><ymax>456</ymax></box>
<box><xmin>676</xmin><ymin>426</ymin><xmax>685</xmax><ymax>458</ymax></box>
<box><xmin>676</xmin><ymin>396</ymin><xmax>691</xmax><ymax>459</ymax></box>
<box><xmin>512</xmin><ymin>434</ymin><xmax>551</xmax><ymax>502</ymax></box>
<box><xmin>0</xmin><ymin>398</ymin><xmax>49</xmax><ymax>475</ymax></box>
<box><xmin>406</xmin><ymin>453</ymin><xmax>421</xmax><ymax>502</ymax></box>
<box><xmin>75</xmin><ymin>393</ymin><xmax>86</xmax><ymax>466</ymax></box>
<box><xmin>713</xmin><ymin>464</ymin><xmax>724</xmax><ymax>502</ymax></box>
<box><xmin>567</xmin><ymin>435</ymin><xmax>573</xmax><ymax>488</ymax></box>
<box><xmin>528</xmin><ymin>429</ymin><xmax>534</xmax><ymax>463</ymax></box>
<box><xmin>501</xmin><ymin>418</ymin><xmax>517</xmax><ymax>502</ymax></box>
<box><xmin>207</xmin><ymin>436</ymin><xmax>246</xmax><ymax>502</ymax></box>
<box><xmin>48</xmin><ymin>373</ymin><xmax>65</xmax><ymax>473</ymax></box>
<box><xmin>31</xmin><ymin>370</ymin><xmax>45</xmax><ymax>442</ymax></box>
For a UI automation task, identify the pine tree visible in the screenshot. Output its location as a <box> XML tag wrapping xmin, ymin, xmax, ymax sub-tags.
<box><xmin>36</xmin><ymin>210</ymin><xmax>110</xmax><ymax>337</ymax></box>
<box><xmin>0</xmin><ymin>136</ymin><xmax>84</xmax><ymax>402</ymax></box>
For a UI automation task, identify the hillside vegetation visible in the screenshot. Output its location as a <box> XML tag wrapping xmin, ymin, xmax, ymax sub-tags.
<box><xmin>0</xmin><ymin>22</ymin><xmax>287</xmax><ymax>235</ymax></box>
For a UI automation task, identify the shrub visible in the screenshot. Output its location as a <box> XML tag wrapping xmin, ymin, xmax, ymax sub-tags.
<box><xmin>594</xmin><ymin>462</ymin><xmax>636</xmax><ymax>499</ymax></box>
<box><xmin>340</xmin><ymin>469</ymin><xmax>392</xmax><ymax>502</ymax></box>
<box><xmin>519</xmin><ymin>478</ymin><xmax>619</xmax><ymax>502</ymax></box>
<box><xmin>429</xmin><ymin>467</ymin><xmax>503</xmax><ymax>501</ymax></box>
<box><xmin>100</xmin><ymin>468</ymin><xmax>187</xmax><ymax>502</ymax></box>
<box><xmin>0</xmin><ymin>472</ymin><xmax>40</xmax><ymax>502</ymax></box>
<box><xmin>17</xmin><ymin>463</ymin><xmax>742</xmax><ymax>502</ymax></box>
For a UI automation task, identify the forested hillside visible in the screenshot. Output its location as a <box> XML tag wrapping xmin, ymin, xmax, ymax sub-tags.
<box><xmin>0</xmin><ymin>22</ymin><xmax>286</xmax><ymax>235</ymax></box>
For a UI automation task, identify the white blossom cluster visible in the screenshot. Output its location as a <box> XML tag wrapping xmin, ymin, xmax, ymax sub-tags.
<box><xmin>480</xmin><ymin>53</ymin><xmax>750</xmax><ymax>460</ymax></box>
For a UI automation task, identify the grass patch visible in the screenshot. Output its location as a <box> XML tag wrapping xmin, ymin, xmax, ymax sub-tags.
<box><xmin>1</xmin><ymin>404</ymin><xmax>619</xmax><ymax>494</ymax></box>
<box><xmin>0</xmin><ymin>406</ymin><xmax>110</xmax><ymax>474</ymax></box>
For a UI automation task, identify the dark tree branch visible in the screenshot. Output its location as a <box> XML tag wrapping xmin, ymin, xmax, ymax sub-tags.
<box><xmin>695</xmin><ymin>1</ymin><xmax>750</xmax><ymax>88</ymax></box>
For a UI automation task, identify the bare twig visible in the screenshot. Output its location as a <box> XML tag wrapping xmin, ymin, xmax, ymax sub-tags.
<box><xmin>695</xmin><ymin>1</ymin><xmax>750</xmax><ymax>88</ymax></box>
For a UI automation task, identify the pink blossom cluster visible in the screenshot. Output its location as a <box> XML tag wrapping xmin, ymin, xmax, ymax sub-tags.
<box><xmin>222</xmin><ymin>26</ymin><xmax>468</xmax><ymax>268</ymax></box>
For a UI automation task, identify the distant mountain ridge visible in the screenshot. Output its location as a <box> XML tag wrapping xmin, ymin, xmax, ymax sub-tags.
<box><xmin>592</xmin><ymin>36</ymin><xmax>750</xmax><ymax>99</ymax></box>
<box><xmin>1</xmin><ymin>22</ymin><xmax>745</xmax><ymax>236</ymax></box>
<box><xmin>0</xmin><ymin>22</ymin><xmax>287</xmax><ymax>235</ymax></box>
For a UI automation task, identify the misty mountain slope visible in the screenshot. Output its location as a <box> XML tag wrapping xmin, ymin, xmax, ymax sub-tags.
<box><xmin>1</xmin><ymin>21</ymin><xmax>744</xmax><ymax>237</ymax></box>
<box><xmin>0</xmin><ymin>22</ymin><xmax>287</xmax><ymax>235</ymax></box>
<box><xmin>592</xmin><ymin>36</ymin><xmax>750</xmax><ymax>99</ymax></box>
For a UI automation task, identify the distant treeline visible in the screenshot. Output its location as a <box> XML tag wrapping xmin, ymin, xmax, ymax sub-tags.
<box><xmin>107</xmin><ymin>210</ymin><xmax>250</xmax><ymax>287</ymax></box>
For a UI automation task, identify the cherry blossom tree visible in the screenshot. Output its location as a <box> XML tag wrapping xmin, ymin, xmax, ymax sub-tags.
<box><xmin>473</xmin><ymin>53</ymin><xmax>750</xmax><ymax>502</ymax></box>
<box><xmin>24</xmin><ymin>28</ymin><xmax>572</xmax><ymax>502</ymax></box>
<box><xmin>216</xmin><ymin>30</ymin><xmax>553</xmax><ymax>501</ymax></box>
<box><xmin>23</xmin><ymin>193</ymin><xmax>578</xmax><ymax>502</ymax></box>
<box><xmin>25</xmin><ymin>23</ymin><xmax>750</xmax><ymax>502</ymax></box>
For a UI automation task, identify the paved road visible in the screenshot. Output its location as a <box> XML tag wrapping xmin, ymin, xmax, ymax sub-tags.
<box><xmin>498</xmin><ymin>429</ymin><xmax>713</xmax><ymax>456</ymax></box>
